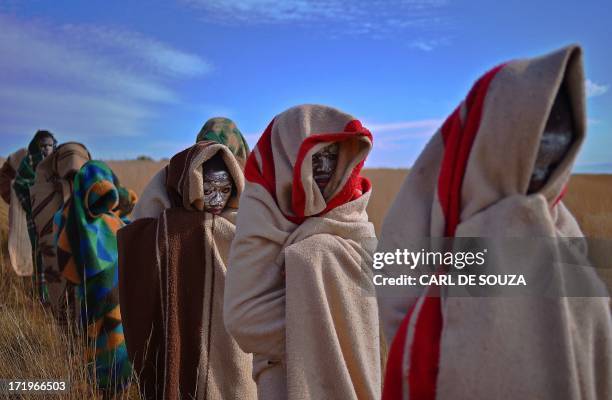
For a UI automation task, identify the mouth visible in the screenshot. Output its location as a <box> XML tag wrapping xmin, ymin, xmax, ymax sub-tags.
<box><xmin>314</xmin><ymin>177</ymin><xmax>330</xmax><ymax>189</ymax></box>
<box><xmin>208</xmin><ymin>206</ymin><xmax>223</xmax><ymax>215</ymax></box>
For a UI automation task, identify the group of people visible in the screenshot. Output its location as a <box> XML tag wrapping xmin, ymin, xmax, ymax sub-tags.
<box><xmin>2</xmin><ymin>44</ymin><xmax>610</xmax><ymax>399</ymax></box>
<box><xmin>1</xmin><ymin>133</ymin><xmax>136</xmax><ymax>391</ymax></box>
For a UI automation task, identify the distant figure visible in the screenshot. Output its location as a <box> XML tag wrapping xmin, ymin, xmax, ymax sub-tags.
<box><xmin>1</xmin><ymin>148</ymin><xmax>32</xmax><ymax>277</ymax></box>
<box><xmin>54</xmin><ymin>161</ymin><xmax>134</xmax><ymax>393</ymax></box>
<box><xmin>118</xmin><ymin>121</ymin><xmax>256</xmax><ymax>400</ymax></box>
<box><xmin>30</xmin><ymin>142</ymin><xmax>91</xmax><ymax>323</ymax></box>
<box><xmin>377</xmin><ymin>45</ymin><xmax>611</xmax><ymax>399</ymax></box>
<box><xmin>13</xmin><ymin>130</ymin><xmax>57</xmax><ymax>300</ymax></box>
<box><xmin>224</xmin><ymin>104</ymin><xmax>383</xmax><ymax>400</ymax></box>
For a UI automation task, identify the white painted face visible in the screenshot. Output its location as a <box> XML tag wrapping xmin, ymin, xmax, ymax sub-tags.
<box><xmin>312</xmin><ymin>143</ymin><xmax>339</xmax><ymax>192</ymax></box>
<box><xmin>528</xmin><ymin>85</ymin><xmax>574</xmax><ymax>194</ymax></box>
<box><xmin>203</xmin><ymin>169</ymin><xmax>233</xmax><ymax>215</ymax></box>
<box><xmin>38</xmin><ymin>136</ymin><xmax>55</xmax><ymax>158</ymax></box>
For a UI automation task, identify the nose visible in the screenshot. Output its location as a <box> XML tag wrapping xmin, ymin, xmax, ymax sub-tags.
<box><xmin>212</xmin><ymin>191</ymin><xmax>223</xmax><ymax>204</ymax></box>
<box><xmin>320</xmin><ymin>157</ymin><xmax>332</xmax><ymax>172</ymax></box>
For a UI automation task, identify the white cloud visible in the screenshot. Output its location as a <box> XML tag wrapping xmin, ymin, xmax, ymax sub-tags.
<box><xmin>0</xmin><ymin>14</ymin><xmax>211</xmax><ymax>139</ymax></box>
<box><xmin>585</xmin><ymin>79</ymin><xmax>609</xmax><ymax>98</ymax></box>
<box><xmin>61</xmin><ymin>25</ymin><xmax>213</xmax><ymax>78</ymax></box>
<box><xmin>364</xmin><ymin>118</ymin><xmax>441</xmax><ymax>153</ymax></box>
<box><xmin>182</xmin><ymin>0</ymin><xmax>451</xmax><ymax>39</ymax></box>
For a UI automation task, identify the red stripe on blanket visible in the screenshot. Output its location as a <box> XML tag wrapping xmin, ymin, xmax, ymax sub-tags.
<box><xmin>382</xmin><ymin>64</ymin><xmax>507</xmax><ymax>400</ymax></box>
<box><xmin>552</xmin><ymin>183</ymin><xmax>568</xmax><ymax>208</ymax></box>
<box><xmin>244</xmin><ymin>119</ymin><xmax>276</xmax><ymax>196</ymax></box>
<box><xmin>439</xmin><ymin>64</ymin><xmax>505</xmax><ymax>237</ymax></box>
<box><xmin>382</xmin><ymin>302</ymin><xmax>414</xmax><ymax>400</ymax></box>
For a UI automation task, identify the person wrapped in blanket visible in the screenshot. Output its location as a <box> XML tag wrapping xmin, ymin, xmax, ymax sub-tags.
<box><xmin>224</xmin><ymin>105</ymin><xmax>383</xmax><ymax>400</ymax></box>
<box><xmin>1</xmin><ymin>148</ymin><xmax>34</xmax><ymax>278</ymax></box>
<box><xmin>54</xmin><ymin>160</ymin><xmax>137</xmax><ymax>394</ymax></box>
<box><xmin>30</xmin><ymin>143</ymin><xmax>91</xmax><ymax>324</ymax></box>
<box><xmin>118</xmin><ymin>118</ymin><xmax>256</xmax><ymax>400</ymax></box>
<box><xmin>13</xmin><ymin>130</ymin><xmax>57</xmax><ymax>300</ymax></box>
<box><xmin>377</xmin><ymin>45</ymin><xmax>611</xmax><ymax>400</ymax></box>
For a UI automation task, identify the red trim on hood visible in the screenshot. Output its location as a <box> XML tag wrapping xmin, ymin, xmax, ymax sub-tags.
<box><xmin>291</xmin><ymin>120</ymin><xmax>372</xmax><ymax>222</ymax></box>
<box><xmin>438</xmin><ymin>64</ymin><xmax>505</xmax><ymax>236</ymax></box>
<box><xmin>245</xmin><ymin>118</ymin><xmax>372</xmax><ymax>224</ymax></box>
<box><xmin>244</xmin><ymin>120</ymin><xmax>276</xmax><ymax>196</ymax></box>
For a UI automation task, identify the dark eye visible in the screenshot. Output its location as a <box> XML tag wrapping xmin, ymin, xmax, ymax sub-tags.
<box><xmin>222</xmin><ymin>187</ymin><xmax>231</xmax><ymax>193</ymax></box>
<box><xmin>204</xmin><ymin>190</ymin><xmax>212</xmax><ymax>195</ymax></box>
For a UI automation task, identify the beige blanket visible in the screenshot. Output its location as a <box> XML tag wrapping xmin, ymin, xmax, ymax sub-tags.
<box><xmin>119</xmin><ymin>142</ymin><xmax>255</xmax><ymax>400</ymax></box>
<box><xmin>6</xmin><ymin>148</ymin><xmax>32</xmax><ymax>276</ymax></box>
<box><xmin>224</xmin><ymin>104</ymin><xmax>383</xmax><ymax>399</ymax></box>
<box><xmin>377</xmin><ymin>45</ymin><xmax>611</xmax><ymax>399</ymax></box>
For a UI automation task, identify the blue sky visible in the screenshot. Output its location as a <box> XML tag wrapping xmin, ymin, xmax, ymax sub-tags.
<box><xmin>0</xmin><ymin>0</ymin><xmax>610</xmax><ymax>170</ymax></box>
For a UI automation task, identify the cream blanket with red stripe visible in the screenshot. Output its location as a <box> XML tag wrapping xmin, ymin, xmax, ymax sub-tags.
<box><xmin>224</xmin><ymin>104</ymin><xmax>383</xmax><ymax>400</ymax></box>
<box><xmin>377</xmin><ymin>45</ymin><xmax>611</xmax><ymax>399</ymax></box>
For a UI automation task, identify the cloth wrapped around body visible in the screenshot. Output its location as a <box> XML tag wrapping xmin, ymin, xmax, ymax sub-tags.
<box><xmin>377</xmin><ymin>45</ymin><xmax>611</xmax><ymax>400</ymax></box>
<box><xmin>14</xmin><ymin>131</ymin><xmax>57</xmax><ymax>295</ymax></box>
<box><xmin>118</xmin><ymin>139</ymin><xmax>256</xmax><ymax>400</ymax></box>
<box><xmin>2</xmin><ymin>148</ymin><xmax>33</xmax><ymax>277</ymax></box>
<box><xmin>30</xmin><ymin>142</ymin><xmax>91</xmax><ymax>319</ymax></box>
<box><xmin>224</xmin><ymin>104</ymin><xmax>383</xmax><ymax>400</ymax></box>
<box><xmin>55</xmin><ymin>160</ymin><xmax>133</xmax><ymax>391</ymax></box>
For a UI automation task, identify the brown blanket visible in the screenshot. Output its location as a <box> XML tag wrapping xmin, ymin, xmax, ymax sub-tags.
<box><xmin>30</xmin><ymin>142</ymin><xmax>91</xmax><ymax>317</ymax></box>
<box><xmin>224</xmin><ymin>104</ymin><xmax>383</xmax><ymax>399</ymax></box>
<box><xmin>118</xmin><ymin>142</ymin><xmax>255</xmax><ymax>400</ymax></box>
<box><xmin>377</xmin><ymin>45</ymin><xmax>611</xmax><ymax>399</ymax></box>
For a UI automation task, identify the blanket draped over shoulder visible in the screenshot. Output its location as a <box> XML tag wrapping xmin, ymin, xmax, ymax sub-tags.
<box><xmin>3</xmin><ymin>148</ymin><xmax>32</xmax><ymax>276</ymax></box>
<box><xmin>0</xmin><ymin>148</ymin><xmax>27</xmax><ymax>204</ymax></box>
<box><xmin>377</xmin><ymin>45</ymin><xmax>611</xmax><ymax>400</ymax></box>
<box><xmin>55</xmin><ymin>160</ymin><xmax>132</xmax><ymax>391</ymax></box>
<box><xmin>224</xmin><ymin>104</ymin><xmax>383</xmax><ymax>400</ymax></box>
<box><xmin>118</xmin><ymin>140</ymin><xmax>256</xmax><ymax>400</ymax></box>
<box><xmin>30</xmin><ymin>143</ymin><xmax>91</xmax><ymax>320</ymax></box>
<box><xmin>14</xmin><ymin>131</ymin><xmax>57</xmax><ymax>298</ymax></box>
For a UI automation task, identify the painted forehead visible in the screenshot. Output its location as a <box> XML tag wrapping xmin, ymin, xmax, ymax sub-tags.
<box><xmin>204</xmin><ymin>169</ymin><xmax>232</xmax><ymax>184</ymax></box>
<box><xmin>314</xmin><ymin>142</ymin><xmax>339</xmax><ymax>155</ymax></box>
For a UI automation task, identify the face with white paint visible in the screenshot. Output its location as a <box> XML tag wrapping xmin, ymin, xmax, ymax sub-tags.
<box><xmin>312</xmin><ymin>143</ymin><xmax>339</xmax><ymax>193</ymax></box>
<box><xmin>528</xmin><ymin>84</ymin><xmax>575</xmax><ymax>194</ymax></box>
<box><xmin>203</xmin><ymin>157</ymin><xmax>234</xmax><ymax>215</ymax></box>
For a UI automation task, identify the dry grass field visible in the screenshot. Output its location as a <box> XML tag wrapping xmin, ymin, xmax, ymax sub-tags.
<box><xmin>0</xmin><ymin>161</ymin><xmax>610</xmax><ymax>398</ymax></box>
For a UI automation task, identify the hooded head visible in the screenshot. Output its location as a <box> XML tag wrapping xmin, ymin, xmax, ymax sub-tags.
<box><xmin>436</xmin><ymin>45</ymin><xmax>585</xmax><ymax>236</ymax></box>
<box><xmin>196</xmin><ymin>117</ymin><xmax>250</xmax><ymax>167</ymax></box>
<box><xmin>245</xmin><ymin>104</ymin><xmax>373</xmax><ymax>223</ymax></box>
<box><xmin>166</xmin><ymin>141</ymin><xmax>245</xmax><ymax>213</ymax></box>
<box><xmin>28</xmin><ymin>130</ymin><xmax>57</xmax><ymax>167</ymax></box>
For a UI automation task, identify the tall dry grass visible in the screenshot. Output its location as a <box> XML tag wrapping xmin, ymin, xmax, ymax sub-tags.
<box><xmin>0</xmin><ymin>202</ymin><xmax>140</xmax><ymax>398</ymax></box>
